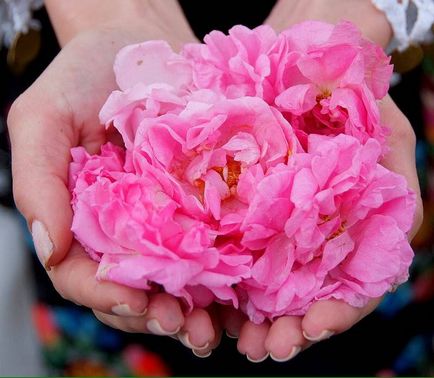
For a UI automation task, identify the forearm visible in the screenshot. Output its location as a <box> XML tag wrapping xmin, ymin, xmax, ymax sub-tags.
<box><xmin>265</xmin><ymin>0</ymin><xmax>393</xmax><ymax>47</ymax></box>
<box><xmin>45</xmin><ymin>0</ymin><xmax>196</xmax><ymax>47</ymax></box>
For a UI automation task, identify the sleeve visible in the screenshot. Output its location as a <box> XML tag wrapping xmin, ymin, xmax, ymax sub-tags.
<box><xmin>0</xmin><ymin>0</ymin><xmax>44</xmax><ymax>48</ymax></box>
<box><xmin>372</xmin><ymin>0</ymin><xmax>434</xmax><ymax>52</ymax></box>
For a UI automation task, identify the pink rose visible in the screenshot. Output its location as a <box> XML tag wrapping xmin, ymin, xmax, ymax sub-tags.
<box><xmin>69</xmin><ymin>143</ymin><xmax>251</xmax><ymax>308</ymax></box>
<box><xmin>238</xmin><ymin>134</ymin><xmax>415</xmax><ymax>323</ymax></box>
<box><xmin>275</xmin><ymin>21</ymin><xmax>392</xmax><ymax>149</ymax></box>
<box><xmin>99</xmin><ymin>40</ymin><xmax>195</xmax><ymax>149</ymax></box>
<box><xmin>126</xmin><ymin>95</ymin><xmax>301</xmax><ymax>223</ymax></box>
<box><xmin>68</xmin><ymin>22</ymin><xmax>415</xmax><ymax>323</ymax></box>
<box><xmin>183</xmin><ymin>25</ymin><xmax>279</xmax><ymax>102</ymax></box>
<box><xmin>184</xmin><ymin>22</ymin><xmax>392</xmax><ymax>149</ymax></box>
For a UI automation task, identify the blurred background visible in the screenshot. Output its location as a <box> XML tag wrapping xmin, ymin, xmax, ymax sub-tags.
<box><xmin>0</xmin><ymin>1</ymin><xmax>433</xmax><ymax>376</ymax></box>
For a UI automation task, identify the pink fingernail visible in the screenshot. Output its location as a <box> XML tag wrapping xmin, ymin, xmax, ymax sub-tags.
<box><xmin>192</xmin><ymin>349</ymin><xmax>212</xmax><ymax>358</ymax></box>
<box><xmin>146</xmin><ymin>319</ymin><xmax>180</xmax><ymax>335</ymax></box>
<box><xmin>177</xmin><ymin>331</ymin><xmax>209</xmax><ymax>350</ymax></box>
<box><xmin>111</xmin><ymin>304</ymin><xmax>147</xmax><ymax>317</ymax></box>
<box><xmin>246</xmin><ymin>352</ymin><xmax>269</xmax><ymax>363</ymax></box>
<box><xmin>270</xmin><ymin>346</ymin><xmax>301</xmax><ymax>362</ymax></box>
<box><xmin>31</xmin><ymin>220</ymin><xmax>54</xmax><ymax>270</ymax></box>
<box><xmin>303</xmin><ymin>329</ymin><xmax>334</xmax><ymax>342</ymax></box>
<box><xmin>225</xmin><ymin>330</ymin><xmax>238</xmax><ymax>339</ymax></box>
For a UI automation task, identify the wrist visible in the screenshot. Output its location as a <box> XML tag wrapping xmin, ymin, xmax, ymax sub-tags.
<box><xmin>45</xmin><ymin>0</ymin><xmax>197</xmax><ymax>49</ymax></box>
<box><xmin>266</xmin><ymin>0</ymin><xmax>393</xmax><ymax>48</ymax></box>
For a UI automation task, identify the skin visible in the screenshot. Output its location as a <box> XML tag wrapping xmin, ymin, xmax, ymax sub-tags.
<box><xmin>232</xmin><ymin>0</ymin><xmax>423</xmax><ymax>362</ymax></box>
<box><xmin>7</xmin><ymin>0</ymin><xmax>423</xmax><ymax>362</ymax></box>
<box><xmin>234</xmin><ymin>94</ymin><xmax>423</xmax><ymax>362</ymax></box>
<box><xmin>8</xmin><ymin>0</ymin><xmax>220</xmax><ymax>354</ymax></box>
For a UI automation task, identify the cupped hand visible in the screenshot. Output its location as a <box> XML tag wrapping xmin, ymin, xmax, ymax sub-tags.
<box><xmin>7</xmin><ymin>22</ymin><xmax>222</xmax><ymax>353</ymax></box>
<box><xmin>218</xmin><ymin>95</ymin><xmax>423</xmax><ymax>363</ymax></box>
<box><xmin>265</xmin><ymin>0</ymin><xmax>393</xmax><ymax>47</ymax></box>
<box><xmin>223</xmin><ymin>0</ymin><xmax>423</xmax><ymax>363</ymax></box>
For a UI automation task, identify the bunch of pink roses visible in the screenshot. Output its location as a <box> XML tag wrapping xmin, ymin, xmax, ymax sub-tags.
<box><xmin>69</xmin><ymin>21</ymin><xmax>416</xmax><ymax>323</ymax></box>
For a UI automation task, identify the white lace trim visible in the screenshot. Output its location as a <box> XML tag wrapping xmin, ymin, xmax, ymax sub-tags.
<box><xmin>0</xmin><ymin>0</ymin><xmax>43</xmax><ymax>48</ymax></box>
<box><xmin>1</xmin><ymin>0</ymin><xmax>433</xmax><ymax>52</ymax></box>
<box><xmin>372</xmin><ymin>0</ymin><xmax>434</xmax><ymax>52</ymax></box>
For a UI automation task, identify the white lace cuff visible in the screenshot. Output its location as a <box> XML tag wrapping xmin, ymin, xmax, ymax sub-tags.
<box><xmin>372</xmin><ymin>0</ymin><xmax>434</xmax><ymax>52</ymax></box>
<box><xmin>0</xmin><ymin>0</ymin><xmax>43</xmax><ymax>48</ymax></box>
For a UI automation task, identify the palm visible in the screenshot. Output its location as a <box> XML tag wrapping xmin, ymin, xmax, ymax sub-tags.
<box><xmin>8</xmin><ymin>21</ymin><xmax>422</xmax><ymax>361</ymax></box>
<box><xmin>9</xmin><ymin>27</ymin><xmax>222</xmax><ymax>354</ymax></box>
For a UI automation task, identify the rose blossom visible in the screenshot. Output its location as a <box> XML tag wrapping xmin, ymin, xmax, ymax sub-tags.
<box><xmin>99</xmin><ymin>40</ymin><xmax>195</xmax><ymax>150</ymax></box>
<box><xmin>184</xmin><ymin>21</ymin><xmax>393</xmax><ymax>149</ymax></box>
<box><xmin>275</xmin><ymin>21</ymin><xmax>392</xmax><ymax>149</ymax></box>
<box><xmin>183</xmin><ymin>25</ymin><xmax>279</xmax><ymax>103</ymax></box>
<box><xmin>125</xmin><ymin>95</ymin><xmax>301</xmax><ymax>222</ymax></box>
<box><xmin>69</xmin><ymin>143</ymin><xmax>251</xmax><ymax>308</ymax></box>
<box><xmin>69</xmin><ymin>22</ymin><xmax>416</xmax><ymax>323</ymax></box>
<box><xmin>237</xmin><ymin>134</ymin><xmax>415</xmax><ymax>323</ymax></box>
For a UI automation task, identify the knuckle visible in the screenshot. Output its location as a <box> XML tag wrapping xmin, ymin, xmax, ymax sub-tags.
<box><xmin>414</xmin><ymin>198</ymin><xmax>424</xmax><ymax>231</ymax></box>
<box><xmin>12</xmin><ymin>181</ymin><xmax>27</xmax><ymax>215</ymax></box>
<box><xmin>93</xmin><ymin>310</ymin><xmax>107</xmax><ymax>324</ymax></box>
<box><xmin>392</xmin><ymin>117</ymin><xmax>416</xmax><ymax>147</ymax></box>
<box><xmin>7</xmin><ymin>94</ymin><xmax>28</xmax><ymax>127</ymax></box>
<box><xmin>50</xmin><ymin>278</ymin><xmax>71</xmax><ymax>302</ymax></box>
<box><xmin>6</xmin><ymin>89</ymin><xmax>39</xmax><ymax>132</ymax></box>
<box><xmin>49</xmin><ymin>265</ymin><xmax>79</xmax><ymax>305</ymax></box>
<box><xmin>409</xmin><ymin>195</ymin><xmax>424</xmax><ymax>241</ymax></box>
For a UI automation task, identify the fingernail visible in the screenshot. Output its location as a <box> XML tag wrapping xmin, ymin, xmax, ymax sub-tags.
<box><xmin>112</xmin><ymin>304</ymin><xmax>147</xmax><ymax>317</ymax></box>
<box><xmin>246</xmin><ymin>352</ymin><xmax>269</xmax><ymax>363</ymax></box>
<box><xmin>225</xmin><ymin>330</ymin><xmax>238</xmax><ymax>339</ymax></box>
<box><xmin>270</xmin><ymin>346</ymin><xmax>301</xmax><ymax>362</ymax></box>
<box><xmin>303</xmin><ymin>329</ymin><xmax>334</xmax><ymax>342</ymax></box>
<box><xmin>192</xmin><ymin>349</ymin><xmax>212</xmax><ymax>358</ymax></box>
<box><xmin>31</xmin><ymin>220</ymin><xmax>54</xmax><ymax>270</ymax></box>
<box><xmin>177</xmin><ymin>331</ymin><xmax>210</xmax><ymax>350</ymax></box>
<box><xmin>146</xmin><ymin>319</ymin><xmax>180</xmax><ymax>336</ymax></box>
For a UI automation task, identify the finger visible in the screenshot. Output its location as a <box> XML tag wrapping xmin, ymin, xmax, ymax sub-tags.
<box><xmin>94</xmin><ymin>292</ymin><xmax>185</xmax><ymax>336</ymax></box>
<box><xmin>379</xmin><ymin>95</ymin><xmax>423</xmax><ymax>238</ymax></box>
<box><xmin>177</xmin><ymin>308</ymin><xmax>215</xmax><ymax>351</ymax></box>
<box><xmin>7</xmin><ymin>56</ymin><xmax>111</xmax><ymax>269</ymax></box>
<box><xmin>93</xmin><ymin>310</ymin><xmax>148</xmax><ymax>333</ymax></box>
<box><xmin>8</xmin><ymin>96</ymin><xmax>73</xmax><ymax>268</ymax></box>
<box><xmin>192</xmin><ymin>305</ymin><xmax>222</xmax><ymax>358</ymax></box>
<box><xmin>301</xmin><ymin>298</ymin><xmax>381</xmax><ymax>342</ymax></box>
<box><xmin>265</xmin><ymin>316</ymin><xmax>306</xmax><ymax>362</ymax></box>
<box><xmin>219</xmin><ymin>304</ymin><xmax>247</xmax><ymax>339</ymax></box>
<box><xmin>48</xmin><ymin>241</ymin><xmax>148</xmax><ymax>315</ymax></box>
<box><xmin>8</xmin><ymin>90</ymin><xmax>103</xmax><ymax>269</ymax></box>
<box><xmin>237</xmin><ymin>320</ymin><xmax>270</xmax><ymax>363</ymax></box>
<box><xmin>143</xmin><ymin>293</ymin><xmax>184</xmax><ymax>335</ymax></box>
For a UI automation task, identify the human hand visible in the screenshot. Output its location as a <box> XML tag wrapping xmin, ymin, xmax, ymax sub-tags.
<box><xmin>225</xmin><ymin>1</ymin><xmax>423</xmax><ymax>362</ymax></box>
<box><xmin>217</xmin><ymin>94</ymin><xmax>423</xmax><ymax>362</ymax></box>
<box><xmin>265</xmin><ymin>0</ymin><xmax>393</xmax><ymax>48</ymax></box>
<box><xmin>7</xmin><ymin>0</ymin><xmax>222</xmax><ymax>355</ymax></box>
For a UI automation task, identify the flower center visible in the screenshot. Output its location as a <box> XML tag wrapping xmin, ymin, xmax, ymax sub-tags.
<box><xmin>326</xmin><ymin>221</ymin><xmax>347</xmax><ymax>241</ymax></box>
<box><xmin>213</xmin><ymin>157</ymin><xmax>242</xmax><ymax>189</ymax></box>
<box><xmin>318</xmin><ymin>214</ymin><xmax>332</xmax><ymax>225</ymax></box>
<box><xmin>193</xmin><ymin>157</ymin><xmax>242</xmax><ymax>202</ymax></box>
<box><xmin>316</xmin><ymin>88</ymin><xmax>332</xmax><ymax>102</ymax></box>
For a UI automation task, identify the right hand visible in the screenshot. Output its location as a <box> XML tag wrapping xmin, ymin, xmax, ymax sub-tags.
<box><xmin>7</xmin><ymin>14</ymin><xmax>220</xmax><ymax>355</ymax></box>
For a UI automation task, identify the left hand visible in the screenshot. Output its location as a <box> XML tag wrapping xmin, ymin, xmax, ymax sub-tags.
<box><xmin>221</xmin><ymin>1</ymin><xmax>423</xmax><ymax>362</ymax></box>
<box><xmin>220</xmin><ymin>97</ymin><xmax>423</xmax><ymax>363</ymax></box>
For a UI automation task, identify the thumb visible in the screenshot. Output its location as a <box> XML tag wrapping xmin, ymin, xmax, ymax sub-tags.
<box><xmin>8</xmin><ymin>93</ymin><xmax>78</xmax><ymax>269</ymax></box>
<box><xmin>379</xmin><ymin>94</ymin><xmax>423</xmax><ymax>239</ymax></box>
